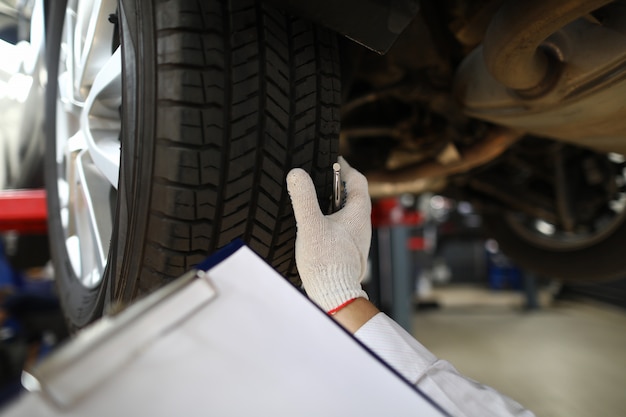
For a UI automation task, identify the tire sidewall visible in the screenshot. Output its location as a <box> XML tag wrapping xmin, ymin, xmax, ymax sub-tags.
<box><xmin>106</xmin><ymin>0</ymin><xmax>157</xmax><ymax>304</ymax></box>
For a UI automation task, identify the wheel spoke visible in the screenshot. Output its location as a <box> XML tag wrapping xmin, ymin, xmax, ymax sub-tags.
<box><xmin>65</xmin><ymin>235</ymin><xmax>82</xmax><ymax>281</ymax></box>
<box><xmin>74</xmin><ymin>0</ymin><xmax>117</xmax><ymax>99</ymax></box>
<box><xmin>72</xmin><ymin>149</ymin><xmax>112</xmax><ymax>285</ymax></box>
<box><xmin>81</xmin><ymin>47</ymin><xmax>121</xmax><ymax>188</ymax></box>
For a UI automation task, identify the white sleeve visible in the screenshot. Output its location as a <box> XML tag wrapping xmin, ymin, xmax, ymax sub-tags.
<box><xmin>354</xmin><ymin>313</ymin><xmax>536</xmax><ymax>417</ymax></box>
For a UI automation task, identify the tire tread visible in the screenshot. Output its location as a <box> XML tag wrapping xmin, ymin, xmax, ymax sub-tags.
<box><xmin>138</xmin><ymin>0</ymin><xmax>339</xmax><ymax>293</ymax></box>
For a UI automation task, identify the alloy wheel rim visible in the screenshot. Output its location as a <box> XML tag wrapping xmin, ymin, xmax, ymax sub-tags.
<box><xmin>55</xmin><ymin>0</ymin><xmax>121</xmax><ymax>289</ymax></box>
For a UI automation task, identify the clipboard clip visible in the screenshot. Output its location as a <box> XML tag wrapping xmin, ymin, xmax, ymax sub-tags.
<box><xmin>24</xmin><ymin>268</ymin><xmax>218</xmax><ymax>409</ymax></box>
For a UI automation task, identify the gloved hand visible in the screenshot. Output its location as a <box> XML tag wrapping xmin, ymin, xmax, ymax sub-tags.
<box><xmin>286</xmin><ymin>156</ymin><xmax>372</xmax><ymax>312</ymax></box>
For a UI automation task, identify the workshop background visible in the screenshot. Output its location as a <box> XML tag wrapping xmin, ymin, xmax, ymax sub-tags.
<box><xmin>365</xmin><ymin>195</ymin><xmax>626</xmax><ymax>417</ymax></box>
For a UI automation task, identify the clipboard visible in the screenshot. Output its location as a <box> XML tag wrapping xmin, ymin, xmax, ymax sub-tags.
<box><xmin>3</xmin><ymin>241</ymin><xmax>446</xmax><ymax>416</ymax></box>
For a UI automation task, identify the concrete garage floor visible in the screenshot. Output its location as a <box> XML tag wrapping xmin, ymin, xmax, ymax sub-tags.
<box><xmin>411</xmin><ymin>288</ymin><xmax>626</xmax><ymax>417</ymax></box>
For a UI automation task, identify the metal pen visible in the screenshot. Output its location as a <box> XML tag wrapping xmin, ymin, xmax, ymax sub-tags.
<box><xmin>330</xmin><ymin>162</ymin><xmax>346</xmax><ymax>214</ymax></box>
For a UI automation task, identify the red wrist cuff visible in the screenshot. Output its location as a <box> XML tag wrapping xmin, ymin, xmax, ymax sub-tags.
<box><xmin>327</xmin><ymin>298</ymin><xmax>358</xmax><ymax>315</ymax></box>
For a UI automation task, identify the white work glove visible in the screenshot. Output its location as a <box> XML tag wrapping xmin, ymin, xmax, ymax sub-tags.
<box><xmin>286</xmin><ymin>156</ymin><xmax>372</xmax><ymax>312</ymax></box>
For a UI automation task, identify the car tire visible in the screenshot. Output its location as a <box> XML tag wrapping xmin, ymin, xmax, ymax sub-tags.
<box><xmin>45</xmin><ymin>0</ymin><xmax>340</xmax><ymax>328</ymax></box>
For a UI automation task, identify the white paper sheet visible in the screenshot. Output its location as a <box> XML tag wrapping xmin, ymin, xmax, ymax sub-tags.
<box><xmin>3</xmin><ymin>243</ymin><xmax>446</xmax><ymax>416</ymax></box>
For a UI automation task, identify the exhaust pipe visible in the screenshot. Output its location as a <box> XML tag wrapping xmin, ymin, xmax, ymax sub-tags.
<box><xmin>483</xmin><ymin>0</ymin><xmax>613</xmax><ymax>94</ymax></box>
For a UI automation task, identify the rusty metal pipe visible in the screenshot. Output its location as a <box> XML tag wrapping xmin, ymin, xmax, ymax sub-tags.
<box><xmin>366</xmin><ymin>128</ymin><xmax>522</xmax><ymax>197</ymax></box>
<box><xmin>367</xmin><ymin>128</ymin><xmax>521</xmax><ymax>183</ymax></box>
<box><xmin>483</xmin><ymin>0</ymin><xmax>613</xmax><ymax>92</ymax></box>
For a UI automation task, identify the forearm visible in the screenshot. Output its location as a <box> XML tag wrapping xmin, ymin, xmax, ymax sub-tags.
<box><xmin>331</xmin><ymin>297</ymin><xmax>379</xmax><ymax>333</ymax></box>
